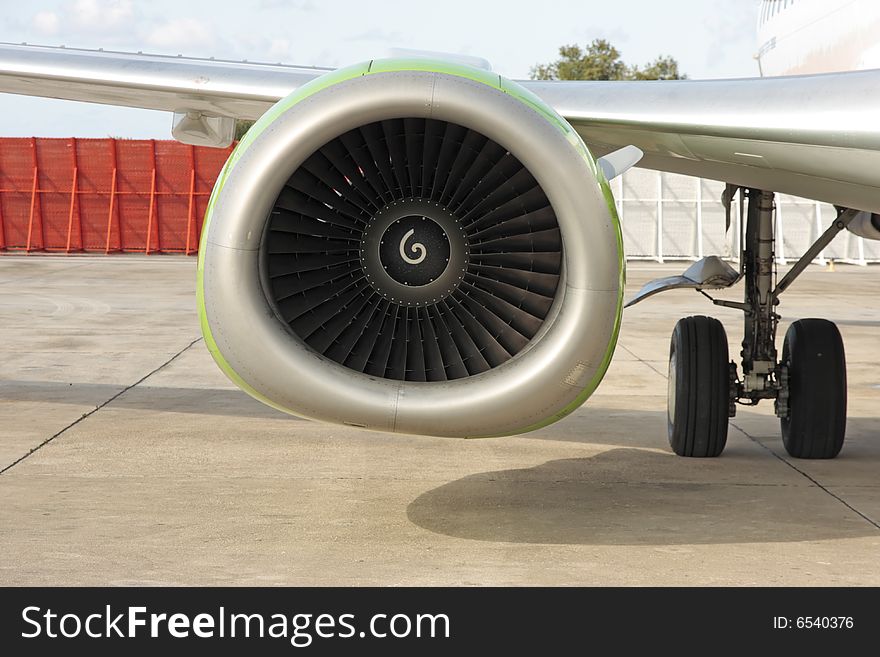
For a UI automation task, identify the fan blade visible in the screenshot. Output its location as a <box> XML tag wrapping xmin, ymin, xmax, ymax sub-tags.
<box><xmin>404</xmin><ymin>118</ymin><xmax>424</xmax><ymax>199</ymax></box>
<box><xmin>470</xmin><ymin>227</ymin><xmax>562</xmax><ymax>254</ymax></box>
<box><xmin>359</xmin><ymin>122</ymin><xmax>397</xmax><ymax>201</ymax></box>
<box><xmin>301</xmin><ymin>150</ymin><xmax>375</xmax><ymax>213</ymax></box>
<box><xmin>440</xmin><ymin>129</ymin><xmax>486</xmax><ymax>205</ymax></box>
<box><xmin>364</xmin><ymin>303</ymin><xmax>399</xmax><ymax>377</ymax></box>
<box><xmin>466</xmin><ymin>205</ymin><xmax>556</xmax><ymax>241</ymax></box>
<box><xmin>448</xmin><ymin>138</ymin><xmax>506</xmax><ymax>212</ymax></box>
<box><xmin>457</xmin><ymin>281</ymin><xmax>545</xmax><ymax>336</ymax></box>
<box><xmin>420</xmin><ymin>119</ymin><xmax>445</xmax><ymax>199</ymax></box>
<box><xmin>404</xmin><ymin>307</ymin><xmax>427</xmax><ymax>382</ymax></box>
<box><xmin>435</xmin><ymin>301</ymin><xmax>491</xmax><ymax>375</ymax></box>
<box><xmin>381</xmin><ymin>119</ymin><xmax>409</xmax><ymax>198</ymax></box>
<box><xmin>321</xmin><ymin>137</ymin><xmax>387</xmax><ymax>209</ymax></box>
<box><xmin>469</xmin><ymin>251</ymin><xmax>562</xmax><ymax>274</ymax></box>
<box><xmin>270</xmin><ymin>210</ymin><xmax>359</xmax><ymax>240</ymax></box>
<box><xmin>464</xmin><ymin>274</ymin><xmax>555</xmax><ymax>318</ymax></box>
<box><xmin>307</xmin><ymin>286</ymin><xmax>375</xmax><ymax>354</ymax></box>
<box><xmin>266</xmin><ymin>232</ymin><xmax>359</xmax><ymax>255</ymax></box>
<box><xmin>345</xmin><ymin>297</ymin><xmax>391</xmax><ymax>372</ymax></box>
<box><xmin>444</xmin><ymin>295</ymin><xmax>511</xmax><ymax>367</ymax></box>
<box><xmin>417</xmin><ymin>306</ymin><xmax>448</xmax><ymax>381</ymax></box>
<box><xmin>426</xmin><ymin>304</ymin><xmax>469</xmax><ymax>379</ymax></box>
<box><xmin>286</xmin><ymin>168</ymin><xmax>369</xmax><ymax>222</ymax></box>
<box><xmin>430</xmin><ymin>122</ymin><xmax>467</xmax><ymax>201</ymax></box>
<box><xmin>323</xmin><ymin>292</ymin><xmax>383</xmax><ymax>364</ymax></box>
<box><xmin>469</xmin><ymin>263</ymin><xmax>560</xmax><ymax>298</ymax></box>
<box><xmin>456</xmin><ymin>292</ymin><xmax>530</xmax><ymax>355</ymax></box>
<box><xmin>270</xmin><ymin>263</ymin><xmax>361</xmax><ymax>299</ymax></box>
<box><xmin>274</xmin><ymin>188</ymin><xmax>363</xmax><ymax>230</ymax></box>
<box><xmin>268</xmin><ymin>252</ymin><xmax>360</xmax><ymax>278</ymax></box>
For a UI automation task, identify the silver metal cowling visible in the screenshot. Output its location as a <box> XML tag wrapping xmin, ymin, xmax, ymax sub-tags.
<box><xmin>200</xmin><ymin>67</ymin><xmax>622</xmax><ymax>437</ymax></box>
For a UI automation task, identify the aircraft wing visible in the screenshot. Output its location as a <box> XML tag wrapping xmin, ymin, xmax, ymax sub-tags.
<box><xmin>0</xmin><ymin>42</ymin><xmax>326</xmax><ymax>120</ymax></box>
<box><xmin>528</xmin><ymin>74</ymin><xmax>880</xmax><ymax>213</ymax></box>
<box><xmin>2</xmin><ymin>42</ymin><xmax>880</xmax><ymax>212</ymax></box>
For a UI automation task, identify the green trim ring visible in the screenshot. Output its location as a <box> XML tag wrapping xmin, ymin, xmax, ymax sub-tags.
<box><xmin>197</xmin><ymin>58</ymin><xmax>625</xmax><ymax>437</ymax></box>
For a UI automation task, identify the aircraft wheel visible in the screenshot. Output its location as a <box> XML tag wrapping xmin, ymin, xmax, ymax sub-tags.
<box><xmin>667</xmin><ymin>316</ymin><xmax>730</xmax><ymax>457</ymax></box>
<box><xmin>780</xmin><ymin>319</ymin><xmax>846</xmax><ymax>458</ymax></box>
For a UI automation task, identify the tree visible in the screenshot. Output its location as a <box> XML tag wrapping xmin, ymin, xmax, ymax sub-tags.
<box><xmin>530</xmin><ymin>39</ymin><xmax>686</xmax><ymax>81</ymax></box>
<box><xmin>530</xmin><ymin>40</ymin><xmax>628</xmax><ymax>81</ymax></box>
<box><xmin>630</xmin><ymin>55</ymin><xmax>686</xmax><ymax>81</ymax></box>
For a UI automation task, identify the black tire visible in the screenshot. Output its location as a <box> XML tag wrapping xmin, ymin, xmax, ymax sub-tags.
<box><xmin>667</xmin><ymin>316</ymin><xmax>730</xmax><ymax>457</ymax></box>
<box><xmin>780</xmin><ymin>319</ymin><xmax>846</xmax><ymax>458</ymax></box>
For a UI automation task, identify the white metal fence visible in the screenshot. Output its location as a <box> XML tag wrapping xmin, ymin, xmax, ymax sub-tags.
<box><xmin>616</xmin><ymin>168</ymin><xmax>880</xmax><ymax>264</ymax></box>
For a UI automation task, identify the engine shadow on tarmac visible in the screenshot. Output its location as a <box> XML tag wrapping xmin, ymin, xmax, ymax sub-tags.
<box><xmin>407</xmin><ymin>446</ymin><xmax>879</xmax><ymax>546</ymax></box>
<box><xmin>0</xmin><ymin>380</ymin><xmax>293</xmax><ymax>419</ymax></box>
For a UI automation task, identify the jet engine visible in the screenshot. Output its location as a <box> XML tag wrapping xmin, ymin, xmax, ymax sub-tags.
<box><xmin>197</xmin><ymin>59</ymin><xmax>623</xmax><ymax>437</ymax></box>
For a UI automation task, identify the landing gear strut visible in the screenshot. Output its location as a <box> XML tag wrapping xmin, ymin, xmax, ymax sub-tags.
<box><xmin>665</xmin><ymin>189</ymin><xmax>854</xmax><ymax>458</ymax></box>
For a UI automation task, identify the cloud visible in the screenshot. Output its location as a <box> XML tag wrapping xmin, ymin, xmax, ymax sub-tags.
<box><xmin>33</xmin><ymin>11</ymin><xmax>60</xmax><ymax>36</ymax></box>
<box><xmin>308</xmin><ymin>48</ymin><xmax>340</xmax><ymax>69</ymax></box>
<box><xmin>702</xmin><ymin>1</ymin><xmax>757</xmax><ymax>70</ymax></box>
<box><xmin>259</xmin><ymin>0</ymin><xmax>316</xmax><ymax>10</ymax></box>
<box><xmin>348</xmin><ymin>27</ymin><xmax>405</xmax><ymax>43</ymax></box>
<box><xmin>28</xmin><ymin>0</ymin><xmax>136</xmax><ymax>43</ymax></box>
<box><xmin>69</xmin><ymin>0</ymin><xmax>135</xmax><ymax>32</ymax></box>
<box><xmin>268</xmin><ymin>38</ymin><xmax>291</xmax><ymax>60</ymax></box>
<box><xmin>145</xmin><ymin>18</ymin><xmax>216</xmax><ymax>50</ymax></box>
<box><xmin>21</xmin><ymin>0</ymin><xmax>309</xmax><ymax>62</ymax></box>
<box><xmin>572</xmin><ymin>25</ymin><xmax>630</xmax><ymax>44</ymax></box>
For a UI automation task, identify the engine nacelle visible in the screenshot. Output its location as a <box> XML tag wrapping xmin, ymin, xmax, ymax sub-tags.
<box><xmin>197</xmin><ymin>59</ymin><xmax>623</xmax><ymax>437</ymax></box>
<box><xmin>847</xmin><ymin>211</ymin><xmax>880</xmax><ymax>240</ymax></box>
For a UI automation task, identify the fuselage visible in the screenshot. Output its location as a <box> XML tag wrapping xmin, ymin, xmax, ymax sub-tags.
<box><xmin>756</xmin><ymin>0</ymin><xmax>880</xmax><ymax>76</ymax></box>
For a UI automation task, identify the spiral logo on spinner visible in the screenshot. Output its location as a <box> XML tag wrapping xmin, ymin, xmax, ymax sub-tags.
<box><xmin>399</xmin><ymin>229</ymin><xmax>427</xmax><ymax>265</ymax></box>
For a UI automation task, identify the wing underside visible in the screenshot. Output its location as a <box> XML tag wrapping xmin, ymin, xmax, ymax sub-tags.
<box><xmin>2</xmin><ymin>42</ymin><xmax>879</xmax><ymax>212</ymax></box>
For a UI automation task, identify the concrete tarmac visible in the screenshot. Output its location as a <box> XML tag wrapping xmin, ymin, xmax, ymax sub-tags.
<box><xmin>1</xmin><ymin>255</ymin><xmax>878</xmax><ymax>585</ymax></box>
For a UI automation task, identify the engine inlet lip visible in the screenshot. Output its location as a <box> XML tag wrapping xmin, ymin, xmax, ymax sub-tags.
<box><xmin>360</xmin><ymin>198</ymin><xmax>469</xmax><ymax>307</ymax></box>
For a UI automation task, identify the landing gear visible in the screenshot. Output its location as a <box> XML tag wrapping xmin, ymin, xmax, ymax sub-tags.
<box><xmin>644</xmin><ymin>189</ymin><xmax>856</xmax><ymax>458</ymax></box>
<box><xmin>780</xmin><ymin>319</ymin><xmax>847</xmax><ymax>458</ymax></box>
<box><xmin>667</xmin><ymin>316</ymin><xmax>730</xmax><ymax>457</ymax></box>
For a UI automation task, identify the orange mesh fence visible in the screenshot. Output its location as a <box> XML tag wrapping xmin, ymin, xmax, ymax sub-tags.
<box><xmin>0</xmin><ymin>138</ymin><xmax>234</xmax><ymax>254</ymax></box>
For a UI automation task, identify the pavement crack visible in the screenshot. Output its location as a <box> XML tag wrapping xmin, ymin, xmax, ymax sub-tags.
<box><xmin>617</xmin><ymin>343</ymin><xmax>667</xmax><ymax>378</ymax></box>
<box><xmin>730</xmin><ymin>420</ymin><xmax>880</xmax><ymax>532</ymax></box>
<box><xmin>0</xmin><ymin>336</ymin><xmax>203</xmax><ymax>476</ymax></box>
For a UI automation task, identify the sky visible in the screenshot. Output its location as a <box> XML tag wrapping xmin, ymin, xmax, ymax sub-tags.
<box><xmin>0</xmin><ymin>0</ymin><xmax>761</xmax><ymax>138</ymax></box>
